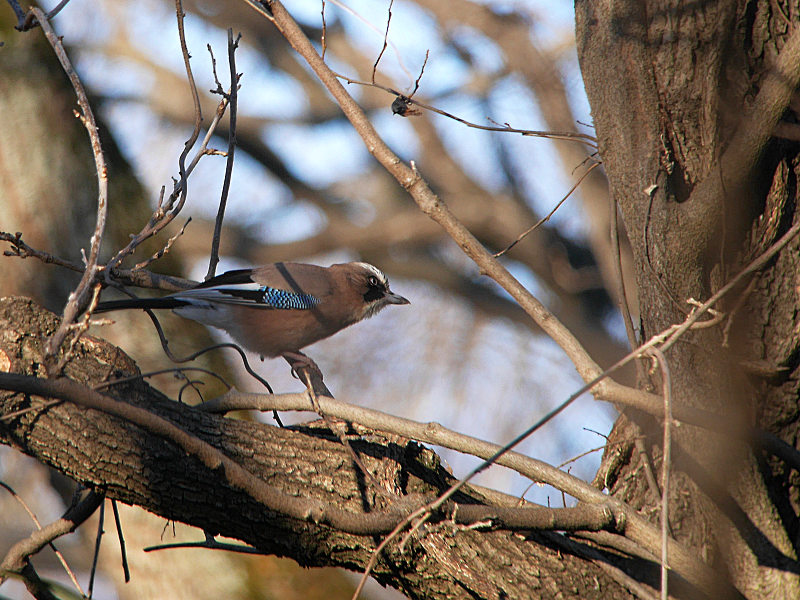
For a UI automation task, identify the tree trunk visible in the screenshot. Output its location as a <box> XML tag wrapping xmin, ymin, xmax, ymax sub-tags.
<box><xmin>576</xmin><ymin>1</ymin><xmax>800</xmax><ymax>597</ymax></box>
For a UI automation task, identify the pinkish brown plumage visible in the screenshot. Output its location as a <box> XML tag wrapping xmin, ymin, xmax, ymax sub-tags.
<box><xmin>95</xmin><ymin>262</ymin><xmax>409</xmax><ymax>358</ymax></box>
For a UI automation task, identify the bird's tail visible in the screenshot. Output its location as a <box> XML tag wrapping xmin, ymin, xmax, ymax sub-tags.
<box><xmin>94</xmin><ymin>297</ymin><xmax>189</xmax><ymax>313</ymax></box>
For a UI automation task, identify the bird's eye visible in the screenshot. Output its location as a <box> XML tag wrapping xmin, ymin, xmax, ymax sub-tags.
<box><xmin>368</xmin><ymin>275</ymin><xmax>379</xmax><ymax>286</ymax></box>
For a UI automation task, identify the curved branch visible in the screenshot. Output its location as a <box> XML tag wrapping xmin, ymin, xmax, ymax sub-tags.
<box><xmin>29</xmin><ymin>8</ymin><xmax>108</xmax><ymax>367</ymax></box>
<box><xmin>0</xmin><ymin>296</ymin><xmax>643</xmax><ymax>599</ymax></box>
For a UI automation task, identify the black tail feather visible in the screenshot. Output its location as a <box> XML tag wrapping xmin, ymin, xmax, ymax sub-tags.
<box><xmin>94</xmin><ymin>297</ymin><xmax>189</xmax><ymax>313</ymax></box>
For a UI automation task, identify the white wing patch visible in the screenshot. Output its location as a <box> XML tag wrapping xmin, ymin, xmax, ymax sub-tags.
<box><xmin>173</xmin><ymin>282</ymin><xmax>319</xmax><ymax>309</ymax></box>
<box><xmin>174</xmin><ymin>282</ymin><xmax>264</xmax><ymax>306</ymax></box>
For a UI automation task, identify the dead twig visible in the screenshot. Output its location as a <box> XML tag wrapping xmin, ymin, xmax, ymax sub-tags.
<box><xmin>206</xmin><ymin>29</ymin><xmax>241</xmax><ymax>280</ymax></box>
<box><xmin>1</xmin><ymin>488</ymin><xmax>102</xmax><ymax>593</ymax></box>
<box><xmin>29</xmin><ymin>8</ymin><xmax>108</xmax><ymax>373</ymax></box>
<box><xmin>647</xmin><ymin>348</ymin><xmax>673</xmax><ymax>600</ymax></box>
<box><xmin>494</xmin><ymin>161</ymin><xmax>600</xmax><ymax>258</ymax></box>
<box><xmin>371</xmin><ymin>0</ymin><xmax>394</xmax><ymax>84</ymax></box>
<box><xmin>0</xmin><ymin>482</ymin><xmax>85</xmax><ymax>596</ymax></box>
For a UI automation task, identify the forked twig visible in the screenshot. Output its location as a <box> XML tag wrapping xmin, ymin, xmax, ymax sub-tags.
<box><xmin>206</xmin><ymin>29</ymin><xmax>241</xmax><ymax>280</ymax></box>
<box><xmin>0</xmin><ymin>482</ymin><xmax>85</xmax><ymax>596</ymax></box>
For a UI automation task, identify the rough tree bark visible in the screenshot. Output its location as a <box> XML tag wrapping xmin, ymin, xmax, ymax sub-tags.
<box><xmin>0</xmin><ymin>297</ymin><xmax>635</xmax><ymax>600</ymax></box>
<box><xmin>4</xmin><ymin>1</ymin><xmax>800</xmax><ymax>598</ymax></box>
<box><xmin>577</xmin><ymin>1</ymin><xmax>800</xmax><ymax>598</ymax></box>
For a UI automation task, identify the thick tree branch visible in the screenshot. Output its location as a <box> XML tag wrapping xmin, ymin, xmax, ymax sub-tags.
<box><xmin>0</xmin><ymin>296</ymin><xmax>642</xmax><ymax>599</ymax></box>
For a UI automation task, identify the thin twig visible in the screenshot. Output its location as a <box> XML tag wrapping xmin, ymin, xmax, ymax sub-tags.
<box><xmin>102</xmin><ymin>0</ymin><xmax>207</xmax><ymax>284</ymax></box>
<box><xmin>110</xmin><ymin>500</ymin><xmax>130</xmax><ymax>582</ymax></box>
<box><xmin>0</xmin><ymin>399</ymin><xmax>62</xmax><ymax>422</ymax></box>
<box><xmin>659</xmin><ymin>218</ymin><xmax>800</xmax><ymax>353</ymax></box>
<box><xmin>138</xmin><ymin>307</ymin><xmax>276</xmax><ymax>396</ymax></box>
<box><xmin>320</xmin><ymin>0</ymin><xmax>327</xmax><ymax>59</ymax></box>
<box><xmin>0</xmin><ymin>482</ymin><xmax>84</xmax><ymax>596</ymax></box>
<box><xmin>556</xmin><ymin>434</ymin><xmax>649</xmax><ymax>470</ymax></box>
<box><xmin>30</xmin><ymin>8</ymin><xmax>108</xmax><ymax>372</ymax></box>
<box><xmin>94</xmin><ymin>366</ymin><xmax>231</xmax><ymax>392</ymax></box>
<box><xmin>46</xmin><ymin>0</ymin><xmax>72</xmax><ymax>19</ymax></box>
<box><xmin>1</xmin><ymin>231</ymin><xmax>84</xmax><ymax>272</ymax></box>
<box><xmin>206</xmin><ymin>29</ymin><xmax>241</xmax><ymax>280</ymax></box>
<box><xmin>409</xmin><ymin>49</ymin><xmax>428</xmax><ymax>98</ymax></box>
<box><xmin>173</xmin><ymin>0</ymin><xmax>204</xmax><ymax>213</ymax></box>
<box><xmin>371</xmin><ymin>0</ymin><xmax>394</xmax><ymax>84</ymax></box>
<box><xmin>144</xmin><ymin>535</ymin><xmax>265</xmax><ymax>554</ymax></box>
<box><xmin>207</xmin><ymin>43</ymin><xmax>221</xmax><ymax>90</ymax></box>
<box><xmin>103</xmin><ymin>89</ymin><xmax>229</xmax><ymax>275</ymax></box>
<box><xmin>648</xmin><ymin>348</ymin><xmax>672</xmax><ymax>600</ymax></box>
<box><xmin>336</xmin><ymin>69</ymin><xmax>598</xmax><ymax>146</ymax></box>
<box><xmin>98</xmin><ymin>282</ymin><xmax>275</xmax><ymax>405</ymax></box>
<box><xmin>132</xmin><ymin>218</ymin><xmax>191</xmax><ymax>271</ymax></box>
<box><xmin>494</xmin><ymin>161</ymin><xmax>600</xmax><ymax>258</ymax></box>
<box><xmin>88</xmin><ymin>499</ymin><xmax>104</xmax><ymax>598</ymax></box>
<box><xmin>6</xmin><ymin>0</ymin><xmax>25</xmax><ymax>28</ymax></box>
<box><xmin>325</xmin><ymin>0</ymin><xmax>414</xmax><ymax>82</ymax></box>
<box><xmin>55</xmin><ymin>283</ymin><xmax>102</xmax><ymax>373</ymax></box>
<box><xmin>0</xmin><ymin>489</ymin><xmax>102</xmax><ymax>593</ymax></box>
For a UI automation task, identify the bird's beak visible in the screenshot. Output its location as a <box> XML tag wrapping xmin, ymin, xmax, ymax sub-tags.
<box><xmin>385</xmin><ymin>292</ymin><xmax>410</xmax><ymax>305</ymax></box>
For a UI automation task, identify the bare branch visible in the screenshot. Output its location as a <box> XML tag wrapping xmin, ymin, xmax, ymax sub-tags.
<box><xmin>5</xmin><ymin>0</ymin><xmax>26</xmax><ymax>29</ymax></box>
<box><xmin>1</xmin><ymin>231</ymin><xmax>84</xmax><ymax>273</ymax></box>
<box><xmin>409</xmin><ymin>49</ymin><xmax>429</xmax><ymax>98</ymax></box>
<box><xmin>206</xmin><ymin>29</ymin><xmax>241</xmax><ymax>280</ymax></box>
<box><xmin>0</xmin><ymin>489</ymin><xmax>102</xmax><ymax>588</ymax></box>
<box><xmin>494</xmin><ymin>161</ymin><xmax>600</xmax><ymax>258</ymax></box>
<box><xmin>320</xmin><ymin>0</ymin><xmax>327</xmax><ymax>59</ymax></box>
<box><xmin>87</xmin><ymin>500</ymin><xmax>104</xmax><ymax>598</ymax></box>
<box><xmin>28</xmin><ymin>8</ymin><xmax>109</xmax><ymax>371</ymax></box>
<box><xmin>338</xmin><ymin>71</ymin><xmax>598</xmax><ymax>146</ymax></box>
<box><xmin>371</xmin><ymin>0</ymin><xmax>394</xmax><ymax>84</ymax></box>
<box><xmin>647</xmin><ymin>348</ymin><xmax>672</xmax><ymax>600</ymax></box>
<box><xmin>173</xmin><ymin>0</ymin><xmax>204</xmax><ymax>213</ymax></box>
<box><xmin>0</xmin><ymin>482</ymin><xmax>85</xmax><ymax>596</ymax></box>
<box><xmin>0</xmin><ymin>372</ymin><xmax>621</xmax><ymax>538</ymax></box>
<box><xmin>110</xmin><ymin>500</ymin><xmax>130</xmax><ymax>583</ymax></box>
<box><xmin>45</xmin><ymin>0</ymin><xmax>72</xmax><ymax>20</ymax></box>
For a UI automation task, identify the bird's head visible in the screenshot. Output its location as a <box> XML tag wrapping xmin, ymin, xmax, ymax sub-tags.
<box><xmin>338</xmin><ymin>262</ymin><xmax>410</xmax><ymax>321</ymax></box>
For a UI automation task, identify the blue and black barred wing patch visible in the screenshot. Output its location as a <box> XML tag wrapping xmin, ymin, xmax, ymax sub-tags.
<box><xmin>175</xmin><ymin>281</ymin><xmax>320</xmax><ymax>310</ymax></box>
<box><xmin>259</xmin><ymin>286</ymin><xmax>320</xmax><ymax>309</ymax></box>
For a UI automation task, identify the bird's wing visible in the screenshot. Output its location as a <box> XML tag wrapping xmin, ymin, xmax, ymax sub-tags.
<box><xmin>174</xmin><ymin>265</ymin><xmax>325</xmax><ymax>310</ymax></box>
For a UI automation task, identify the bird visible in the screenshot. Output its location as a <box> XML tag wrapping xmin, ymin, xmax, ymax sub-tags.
<box><xmin>94</xmin><ymin>262</ymin><xmax>409</xmax><ymax>360</ymax></box>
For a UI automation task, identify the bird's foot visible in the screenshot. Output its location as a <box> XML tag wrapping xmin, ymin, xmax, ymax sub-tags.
<box><xmin>282</xmin><ymin>351</ymin><xmax>334</xmax><ymax>398</ymax></box>
<box><xmin>282</xmin><ymin>351</ymin><xmax>323</xmax><ymax>379</ymax></box>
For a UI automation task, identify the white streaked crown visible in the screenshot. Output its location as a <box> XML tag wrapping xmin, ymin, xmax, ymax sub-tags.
<box><xmin>353</xmin><ymin>262</ymin><xmax>389</xmax><ymax>286</ymax></box>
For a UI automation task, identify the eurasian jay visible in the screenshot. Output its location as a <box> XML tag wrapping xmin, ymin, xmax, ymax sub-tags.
<box><xmin>94</xmin><ymin>262</ymin><xmax>409</xmax><ymax>358</ymax></box>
